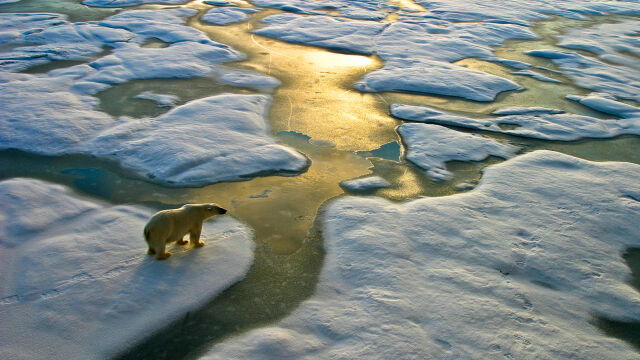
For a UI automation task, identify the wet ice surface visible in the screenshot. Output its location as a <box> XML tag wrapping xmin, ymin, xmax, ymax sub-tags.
<box><xmin>204</xmin><ymin>151</ymin><xmax>640</xmax><ymax>359</ymax></box>
<box><xmin>340</xmin><ymin>176</ymin><xmax>391</xmax><ymax>192</ymax></box>
<box><xmin>201</xmin><ymin>7</ymin><xmax>260</xmax><ymax>26</ymax></box>
<box><xmin>85</xmin><ymin>94</ymin><xmax>309</xmax><ymax>186</ymax></box>
<box><xmin>399</xmin><ymin>123</ymin><xmax>519</xmax><ymax>180</ymax></box>
<box><xmin>391</xmin><ymin>102</ymin><xmax>640</xmax><ymax>141</ymax></box>
<box><xmin>0</xmin><ymin>178</ymin><xmax>254</xmax><ymax>360</ymax></box>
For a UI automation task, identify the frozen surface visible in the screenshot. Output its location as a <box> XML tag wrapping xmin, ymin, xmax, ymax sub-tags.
<box><xmin>355</xmin><ymin>58</ymin><xmax>520</xmax><ymax>101</ymax></box>
<box><xmin>567</xmin><ymin>93</ymin><xmax>640</xmax><ymax>119</ymax></box>
<box><xmin>203</xmin><ymin>150</ymin><xmax>640</xmax><ymax>359</ymax></box>
<box><xmin>556</xmin><ymin>19</ymin><xmax>640</xmax><ymax>69</ymax></box>
<box><xmin>0</xmin><ymin>72</ymin><xmax>114</xmax><ymax>155</ymax></box>
<box><xmin>85</xmin><ymin>94</ymin><xmax>309</xmax><ymax>186</ymax></box>
<box><xmin>255</xmin><ymin>14</ymin><xmax>386</xmax><ymax>55</ymax></box>
<box><xmin>398</xmin><ymin>123</ymin><xmax>519</xmax><ymax>180</ymax></box>
<box><xmin>250</xmin><ymin>0</ymin><xmax>389</xmax><ymax>20</ymax></box>
<box><xmin>202</xmin><ymin>7</ymin><xmax>260</xmax><ymax>26</ymax></box>
<box><xmin>83</xmin><ymin>0</ymin><xmax>188</xmax><ymax>7</ymax></box>
<box><xmin>135</xmin><ymin>91</ymin><xmax>179</xmax><ymax>107</ymax></box>
<box><xmin>526</xmin><ymin>49</ymin><xmax>640</xmax><ymax>101</ymax></box>
<box><xmin>391</xmin><ymin>103</ymin><xmax>640</xmax><ymax>141</ymax></box>
<box><xmin>512</xmin><ymin>69</ymin><xmax>561</xmax><ymax>83</ymax></box>
<box><xmin>0</xmin><ymin>178</ymin><xmax>255</xmax><ymax>360</ymax></box>
<box><xmin>340</xmin><ymin>176</ymin><xmax>391</xmax><ymax>192</ymax></box>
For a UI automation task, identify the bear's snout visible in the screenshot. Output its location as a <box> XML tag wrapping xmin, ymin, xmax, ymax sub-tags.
<box><xmin>220</xmin><ymin>208</ymin><xmax>227</xmax><ymax>214</ymax></box>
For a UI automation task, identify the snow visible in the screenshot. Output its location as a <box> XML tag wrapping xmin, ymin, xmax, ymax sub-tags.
<box><xmin>135</xmin><ymin>91</ymin><xmax>179</xmax><ymax>107</ymax></box>
<box><xmin>202</xmin><ymin>150</ymin><xmax>640</xmax><ymax>359</ymax></box>
<box><xmin>83</xmin><ymin>0</ymin><xmax>189</xmax><ymax>7</ymax></box>
<box><xmin>355</xmin><ymin>58</ymin><xmax>521</xmax><ymax>101</ymax></box>
<box><xmin>491</xmin><ymin>107</ymin><xmax>564</xmax><ymax>116</ymax></box>
<box><xmin>250</xmin><ymin>0</ymin><xmax>389</xmax><ymax>20</ymax></box>
<box><xmin>0</xmin><ymin>178</ymin><xmax>255</xmax><ymax>360</ymax></box>
<box><xmin>84</xmin><ymin>94</ymin><xmax>310</xmax><ymax>186</ymax></box>
<box><xmin>201</xmin><ymin>7</ymin><xmax>260</xmax><ymax>26</ymax></box>
<box><xmin>511</xmin><ymin>69</ymin><xmax>561</xmax><ymax>83</ymax></box>
<box><xmin>566</xmin><ymin>93</ymin><xmax>640</xmax><ymax>119</ymax></box>
<box><xmin>340</xmin><ymin>176</ymin><xmax>391</xmax><ymax>192</ymax></box>
<box><xmin>525</xmin><ymin>49</ymin><xmax>640</xmax><ymax>102</ymax></box>
<box><xmin>391</xmin><ymin>103</ymin><xmax>640</xmax><ymax>141</ymax></box>
<box><xmin>398</xmin><ymin>123</ymin><xmax>519</xmax><ymax>180</ymax></box>
<box><xmin>255</xmin><ymin>14</ymin><xmax>386</xmax><ymax>55</ymax></box>
<box><xmin>556</xmin><ymin>19</ymin><xmax>640</xmax><ymax>68</ymax></box>
<box><xmin>0</xmin><ymin>72</ymin><xmax>114</xmax><ymax>155</ymax></box>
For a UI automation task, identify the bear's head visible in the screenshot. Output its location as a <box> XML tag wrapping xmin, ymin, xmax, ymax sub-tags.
<box><xmin>204</xmin><ymin>203</ymin><xmax>227</xmax><ymax>216</ymax></box>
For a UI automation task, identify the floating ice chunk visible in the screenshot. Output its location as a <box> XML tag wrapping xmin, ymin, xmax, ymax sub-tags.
<box><xmin>0</xmin><ymin>13</ymin><xmax>67</xmax><ymax>44</ymax></box>
<box><xmin>556</xmin><ymin>19</ymin><xmax>640</xmax><ymax>62</ymax></box>
<box><xmin>567</xmin><ymin>93</ymin><xmax>640</xmax><ymax>119</ymax></box>
<box><xmin>255</xmin><ymin>14</ymin><xmax>386</xmax><ymax>55</ymax></box>
<box><xmin>340</xmin><ymin>176</ymin><xmax>391</xmax><ymax>192</ymax></box>
<box><xmin>204</xmin><ymin>150</ymin><xmax>640</xmax><ymax>360</ymax></box>
<box><xmin>135</xmin><ymin>91</ymin><xmax>179</xmax><ymax>107</ymax></box>
<box><xmin>79</xmin><ymin>41</ymin><xmax>243</xmax><ymax>90</ymax></box>
<box><xmin>526</xmin><ymin>49</ymin><xmax>640</xmax><ymax>101</ymax></box>
<box><xmin>83</xmin><ymin>0</ymin><xmax>189</xmax><ymax>7</ymax></box>
<box><xmin>0</xmin><ymin>0</ymin><xmax>21</xmax><ymax>4</ymax></box>
<box><xmin>84</xmin><ymin>94</ymin><xmax>309</xmax><ymax>186</ymax></box>
<box><xmin>491</xmin><ymin>106</ymin><xmax>564</xmax><ymax>116</ymax></box>
<box><xmin>0</xmin><ymin>178</ymin><xmax>254</xmax><ymax>360</ymax></box>
<box><xmin>493</xmin><ymin>58</ymin><xmax>530</xmax><ymax>69</ymax></box>
<box><xmin>215</xmin><ymin>66</ymin><xmax>281</xmax><ymax>90</ymax></box>
<box><xmin>391</xmin><ymin>103</ymin><xmax>640</xmax><ymax>141</ymax></box>
<box><xmin>398</xmin><ymin>123</ymin><xmax>519</xmax><ymax>180</ymax></box>
<box><xmin>0</xmin><ymin>72</ymin><xmax>114</xmax><ymax>155</ymax></box>
<box><xmin>251</xmin><ymin>0</ymin><xmax>388</xmax><ymax>20</ymax></box>
<box><xmin>98</xmin><ymin>9</ymin><xmax>209</xmax><ymax>44</ymax></box>
<box><xmin>204</xmin><ymin>0</ymin><xmax>234</xmax><ymax>5</ymax></box>
<box><xmin>202</xmin><ymin>7</ymin><xmax>260</xmax><ymax>26</ymax></box>
<box><xmin>356</xmin><ymin>59</ymin><xmax>520</xmax><ymax>102</ymax></box>
<box><xmin>512</xmin><ymin>69</ymin><xmax>561</xmax><ymax>83</ymax></box>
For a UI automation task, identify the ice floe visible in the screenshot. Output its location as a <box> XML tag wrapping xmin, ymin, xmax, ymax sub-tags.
<box><xmin>83</xmin><ymin>0</ymin><xmax>188</xmax><ymax>7</ymax></box>
<box><xmin>525</xmin><ymin>49</ymin><xmax>640</xmax><ymax>101</ymax></box>
<box><xmin>0</xmin><ymin>178</ymin><xmax>255</xmax><ymax>360</ymax></box>
<box><xmin>84</xmin><ymin>94</ymin><xmax>309</xmax><ymax>186</ymax></box>
<box><xmin>203</xmin><ymin>150</ymin><xmax>640</xmax><ymax>359</ymax></box>
<box><xmin>255</xmin><ymin>14</ymin><xmax>386</xmax><ymax>55</ymax></box>
<box><xmin>250</xmin><ymin>0</ymin><xmax>389</xmax><ymax>20</ymax></box>
<box><xmin>202</xmin><ymin>7</ymin><xmax>260</xmax><ymax>26</ymax></box>
<box><xmin>511</xmin><ymin>69</ymin><xmax>561</xmax><ymax>83</ymax></box>
<box><xmin>340</xmin><ymin>176</ymin><xmax>391</xmax><ymax>192</ymax></box>
<box><xmin>391</xmin><ymin>103</ymin><xmax>640</xmax><ymax>141</ymax></box>
<box><xmin>0</xmin><ymin>72</ymin><xmax>114</xmax><ymax>155</ymax></box>
<box><xmin>355</xmin><ymin>58</ymin><xmax>520</xmax><ymax>101</ymax></box>
<box><xmin>566</xmin><ymin>93</ymin><xmax>640</xmax><ymax>118</ymax></box>
<box><xmin>398</xmin><ymin>123</ymin><xmax>519</xmax><ymax>180</ymax></box>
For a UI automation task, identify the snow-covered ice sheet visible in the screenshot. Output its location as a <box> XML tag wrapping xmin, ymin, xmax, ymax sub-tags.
<box><xmin>556</xmin><ymin>19</ymin><xmax>640</xmax><ymax>69</ymax></box>
<box><xmin>0</xmin><ymin>178</ymin><xmax>255</xmax><ymax>360</ymax></box>
<box><xmin>566</xmin><ymin>93</ymin><xmax>640</xmax><ymax>118</ymax></box>
<box><xmin>255</xmin><ymin>14</ymin><xmax>386</xmax><ymax>55</ymax></box>
<box><xmin>398</xmin><ymin>123</ymin><xmax>519</xmax><ymax>180</ymax></box>
<box><xmin>250</xmin><ymin>0</ymin><xmax>389</xmax><ymax>20</ymax></box>
<box><xmin>340</xmin><ymin>176</ymin><xmax>391</xmax><ymax>192</ymax></box>
<box><xmin>202</xmin><ymin>150</ymin><xmax>640</xmax><ymax>359</ymax></box>
<box><xmin>355</xmin><ymin>58</ymin><xmax>520</xmax><ymax>101</ymax></box>
<box><xmin>83</xmin><ymin>0</ymin><xmax>188</xmax><ymax>7</ymax></box>
<box><xmin>391</xmin><ymin>103</ymin><xmax>640</xmax><ymax>141</ymax></box>
<box><xmin>85</xmin><ymin>94</ymin><xmax>309</xmax><ymax>186</ymax></box>
<box><xmin>0</xmin><ymin>72</ymin><xmax>115</xmax><ymax>155</ymax></box>
<box><xmin>202</xmin><ymin>7</ymin><xmax>260</xmax><ymax>26</ymax></box>
<box><xmin>526</xmin><ymin>49</ymin><xmax>640</xmax><ymax>102</ymax></box>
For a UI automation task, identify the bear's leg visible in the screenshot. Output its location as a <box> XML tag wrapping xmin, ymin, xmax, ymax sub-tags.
<box><xmin>189</xmin><ymin>225</ymin><xmax>205</xmax><ymax>247</ymax></box>
<box><xmin>156</xmin><ymin>242</ymin><xmax>172</xmax><ymax>260</ymax></box>
<box><xmin>176</xmin><ymin>236</ymin><xmax>188</xmax><ymax>246</ymax></box>
<box><xmin>147</xmin><ymin>247</ymin><xmax>156</xmax><ymax>255</ymax></box>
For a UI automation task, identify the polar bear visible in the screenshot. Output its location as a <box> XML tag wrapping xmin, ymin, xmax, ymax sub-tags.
<box><xmin>143</xmin><ymin>203</ymin><xmax>227</xmax><ymax>260</ymax></box>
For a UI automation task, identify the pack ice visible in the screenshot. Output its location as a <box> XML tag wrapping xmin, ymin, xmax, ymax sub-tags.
<box><xmin>203</xmin><ymin>151</ymin><xmax>640</xmax><ymax>359</ymax></box>
<box><xmin>0</xmin><ymin>178</ymin><xmax>255</xmax><ymax>360</ymax></box>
